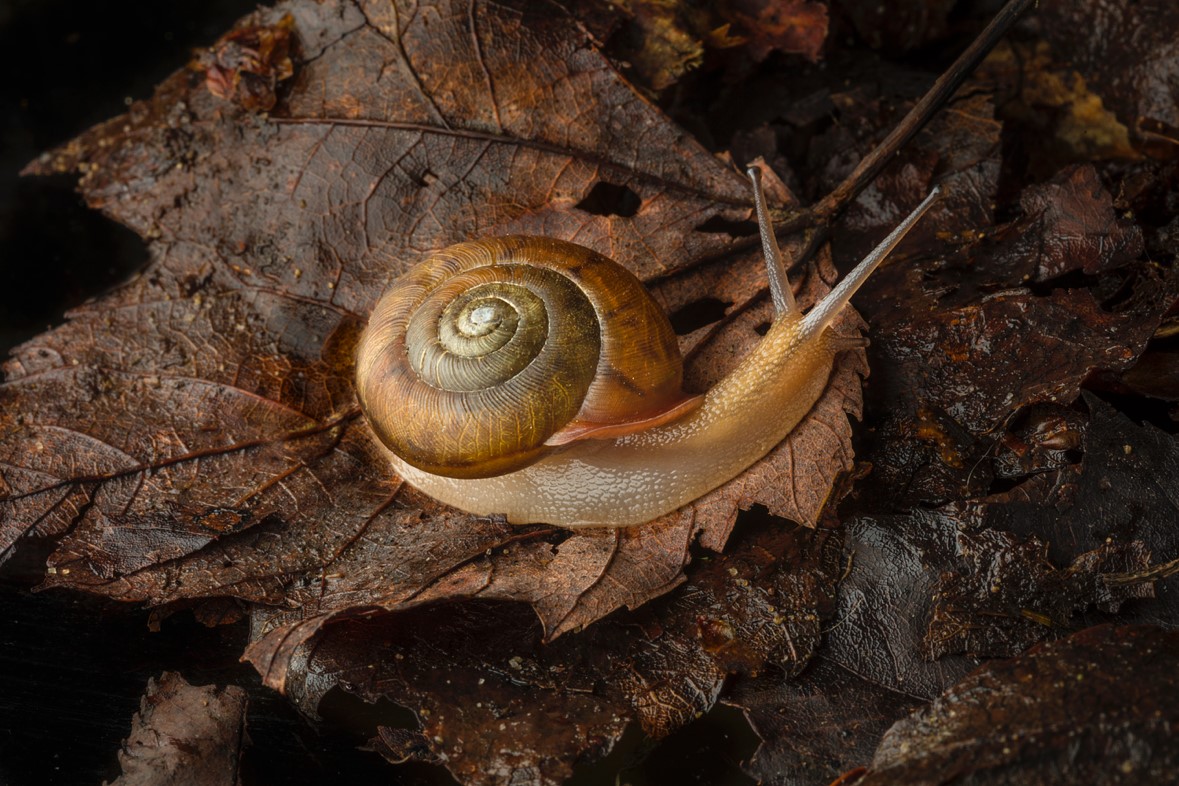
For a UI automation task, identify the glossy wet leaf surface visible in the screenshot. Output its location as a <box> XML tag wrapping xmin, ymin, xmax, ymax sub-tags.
<box><xmin>2</xmin><ymin>0</ymin><xmax>1178</xmax><ymax>783</ymax></box>
<box><xmin>857</xmin><ymin>625</ymin><xmax>1179</xmax><ymax>786</ymax></box>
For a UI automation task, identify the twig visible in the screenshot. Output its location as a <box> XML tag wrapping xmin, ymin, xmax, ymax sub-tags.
<box><xmin>1103</xmin><ymin>554</ymin><xmax>1179</xmax><ymax>587</ymax></box>
<box><xmin>804</xmin><ymin>0</ymin><xmax>1037</xmax><ymax>226</ymax></box>
<box><xmin>762</xmin><ymin>0</ymin><xmax>1035</xmax><ymax>259</ymax></box>
<box><xmin>666</xmin><ymin>0</ymin><xmax>1036</xmax><ymax>282</ymax></box>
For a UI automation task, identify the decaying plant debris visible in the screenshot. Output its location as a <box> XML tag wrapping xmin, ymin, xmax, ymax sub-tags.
<box><xmin>2</xmin><ymin>0</ymin><xmax>1177</xmax><ymax>783</ymax></box>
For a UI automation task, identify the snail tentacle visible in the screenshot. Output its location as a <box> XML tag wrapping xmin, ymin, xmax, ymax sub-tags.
<box><xmin>748</xmin><ymin>166</ymin><xmax>798</xmax><ymax>317</ymax></box>
<box><xmin>801</xmin><ymin>185</ymin><xmax>941</xmax><ymax>339</ymax></box>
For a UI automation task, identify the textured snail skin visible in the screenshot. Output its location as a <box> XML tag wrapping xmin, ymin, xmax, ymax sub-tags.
<box><xmin>357</xmin><ymin>186</ymin><xmax>940</xmax><ymax>528</ymax></box>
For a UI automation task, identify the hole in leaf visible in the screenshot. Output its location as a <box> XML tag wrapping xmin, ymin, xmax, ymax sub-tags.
<box><xmin>576</xmin><ymin>181</ymin><xmax>642</xmax><ymax>218</ymax></box>
<box><xmin>754</xmin><ymin>321</ymin><xmax>771</xmax><ymax>336</ymax></box>
<box><xmin>670</xmin><ymin>297</ymin><xmax>731</xmax><ymax>335</ymax></box>
<box><xmin>413</xmin><ymin>168</ymin><xmax>439</xmax><ymax>188</ymax></box>
<box><xmin>695</xmin><ymin>215</ymin><xmax>758</xmax><ymax>236</ymax></box>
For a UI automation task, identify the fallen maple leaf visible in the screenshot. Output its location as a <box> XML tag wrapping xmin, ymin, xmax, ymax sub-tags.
<box><xmin>2</xmin><ymin>0</ymin><xmax>866</xmax><ymax>698</ymax></box>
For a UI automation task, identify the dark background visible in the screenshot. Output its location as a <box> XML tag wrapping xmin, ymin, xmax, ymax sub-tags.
<box><xmin>0</xmin><ymin>2</ymin><xmax>760</xmax><ymax>784</ymax></box>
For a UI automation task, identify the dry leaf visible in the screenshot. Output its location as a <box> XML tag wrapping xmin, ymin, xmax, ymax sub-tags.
<box><xmin>108</xmin><ymin>672</ymin><xmax>248</xmax><ymax>786</ymax></box>
<box><xmin>2</xmin><ymin>0</ymin><xmax>864</xmax><ymax>699</ymax></box>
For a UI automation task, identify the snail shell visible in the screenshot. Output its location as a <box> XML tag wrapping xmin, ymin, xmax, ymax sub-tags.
<box><xmin>356</xmin><ymin>175</ymin><xmax>940</xmax><ymax>528</ymax></box>
<box><xmin>355</xmin><ymin>236</ymin><xmax>701</xmax><ymax>479</ymax></box>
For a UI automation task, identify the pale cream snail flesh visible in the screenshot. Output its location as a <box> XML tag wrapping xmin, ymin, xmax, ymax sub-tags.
<box><xmin>356</xmin><ymin>171</ymin><xmax>941</xmax><ymax>528</ymax></box>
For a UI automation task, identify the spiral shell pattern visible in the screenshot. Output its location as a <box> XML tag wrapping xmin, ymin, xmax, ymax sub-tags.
<box><xmin>356</xmin><ymin>237</ymin><xmax>688</xmax><ymax>479</ymax></box>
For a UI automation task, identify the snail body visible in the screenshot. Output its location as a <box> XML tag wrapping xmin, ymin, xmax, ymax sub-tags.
<box><xmin>357</xmin><ymin>174</ymin><xmax>940</xmax><ymax>528</ymax></box>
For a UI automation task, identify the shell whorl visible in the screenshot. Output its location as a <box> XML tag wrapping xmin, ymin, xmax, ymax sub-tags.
<box><xmin>356</xmin><ymin>236</ymin><xmax>691</xmax><ymax>479</ymax></box>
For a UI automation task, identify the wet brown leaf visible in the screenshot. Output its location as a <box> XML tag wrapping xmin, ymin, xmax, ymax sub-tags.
<box><xmin>2</xmin><ymin>0</ymin><xmax>863</xmax><ymax>709</ymax></box>
<box><xmin>108</xmin><ymin>672</ymin><xmax>248</xmax><ymax>786</ymax></box>
<box><xmin>1011</xmin><ymin>164</ymin><xmax>1144</xmax><ymax>280</ymax></box>
<box><xmin>984</xmin><ymin>394</ymin><xmax>1179</xmax><ymax>628</ymax></box>
<box><xmin>1105</xmin><ymin>348</ymin><xmax>1179</xmax><ymax>404</ymax></box>
<box><xmin>729</xmin><ymin>656</ymin><xmax>920</xmax><ymax>786</ymax></box>
<box><xmin>924</xmin><ymin>526</ymin><xmax>1153</xmax><ymax>659</ymax></box>
<box><xmin>824</xmin><ymin>507</ymin><xmax>984</xmax><ymax>700</ymax></box>
<box><xmin>270</xmin><ymin>518</ymin><xmax>840</xmax><ymax>786</ymax></box>
<box><xmin>856</xmin><ymin>161</ymin><xmax>1171</xmax><ymax>506</ymax></box>
<box><xmin>856</xmin><ymin>625</ymin><xmax>1179</xmax><ymax>785</ymax></box>
<box><xmin>1040</xmin><ymin>0</ymin><xmax>1179</xmax><ymax>146</ymax></box>
<box><xmin>724</xmin><ymin>392</ymin><xmax>1177</xmax><ymax>784</ymax></box>
<box><xmin>827</xmin><ymin>394</ymin><xmax>1179</xmax><ymax>700</ymax></box>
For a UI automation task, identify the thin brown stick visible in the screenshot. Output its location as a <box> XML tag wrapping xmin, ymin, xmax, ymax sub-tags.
<box><xmin>774</xmin><ymin>0</ymin><xmax>1036</xmax><ymax>241</ymax></box>
<box><xmin>1103</xmin><ymin>554</ymin><xmax>1179</xmax><ymax>587</ymax></box>
<box><xmin>653</xmin><ymin>0</ymin><xmax>1035</xmax><ymax>290</ymax></box>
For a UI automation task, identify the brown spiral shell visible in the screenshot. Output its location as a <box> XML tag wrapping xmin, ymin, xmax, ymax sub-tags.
<box><xmin>355</xmin><ymin>236</ymin><xmax>695</xmax><ymax>479</ymax></box>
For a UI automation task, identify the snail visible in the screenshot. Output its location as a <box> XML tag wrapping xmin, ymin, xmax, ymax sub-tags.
<box><xmin>356</xmin><ymin>171</ymin><xmax>940</xmax><ymax>528</ymax></box>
